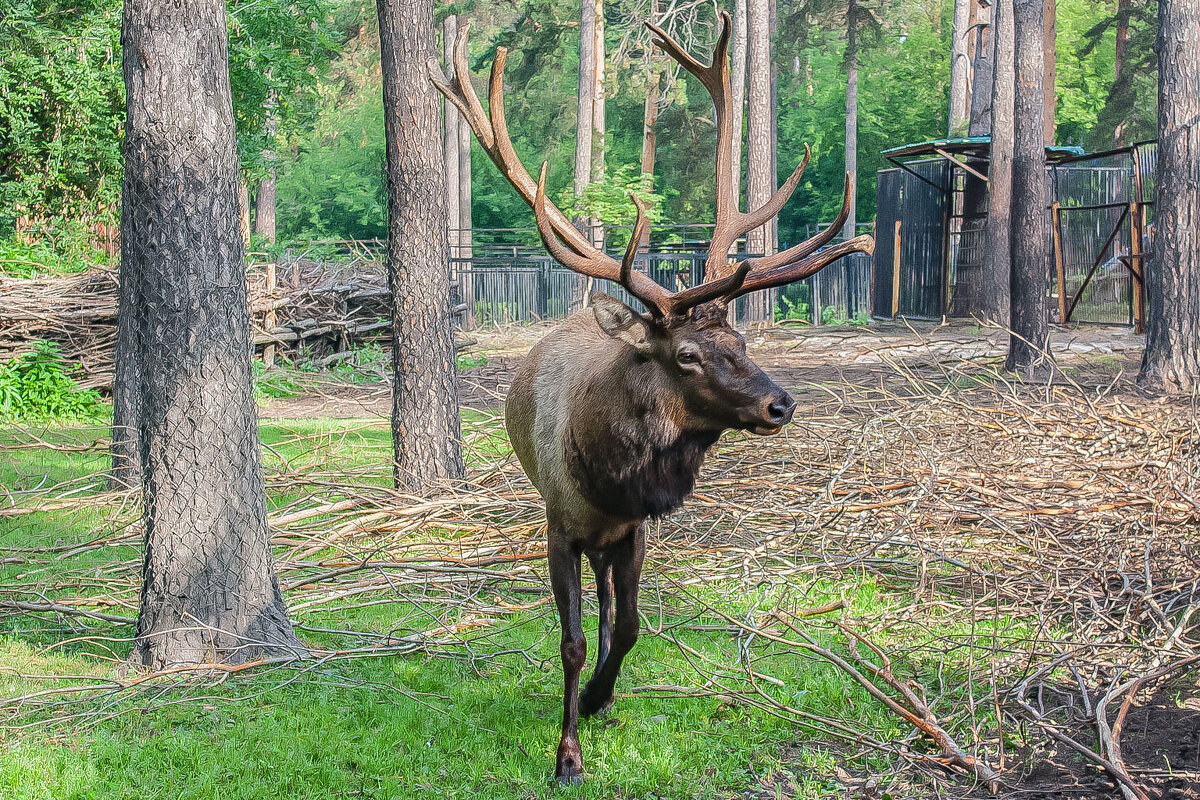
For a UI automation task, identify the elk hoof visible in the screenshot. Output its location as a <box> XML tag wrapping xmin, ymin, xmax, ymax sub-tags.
<box><xmin>555</xmin><ymin>739</ymin><xmax>584</xmax><ymax>784</ymax></box>
<box><xmin>578</xmin><ymin>685</ymin><xmax>614</xmax><ymax>718</ymax></box>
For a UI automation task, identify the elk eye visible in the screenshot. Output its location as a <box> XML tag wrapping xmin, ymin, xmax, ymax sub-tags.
<box><xmin>677</xmin><ymin>349</ymin><xmax>700</xmax><ymax>367</ymax></box>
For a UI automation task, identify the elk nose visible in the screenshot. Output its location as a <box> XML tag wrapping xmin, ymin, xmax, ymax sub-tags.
<box><xmin>765</xmin><ymin>392</ymin><xmax>797</xmax><ymax>426</ymax></box>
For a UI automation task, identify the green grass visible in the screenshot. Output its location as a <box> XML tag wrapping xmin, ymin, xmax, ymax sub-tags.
<box><xmin>0</xmin><ymin>414</ymin><xmax>992</xmax><ymax>799</ymax></box>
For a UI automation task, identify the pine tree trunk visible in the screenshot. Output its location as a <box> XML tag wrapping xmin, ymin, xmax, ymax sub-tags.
<box><xmin>730</xmin><ymin>0</ymin><xmax>748</xmax><ymax>207</ymax></box>
<box><xmin>590</xmin><ymin>0</ymin><xmax>605</xmax><ymax>248</ymax></box>
<box><xmin>377</xmin><ymin>0</ymin><xmax>464</xmax><ymax>490</ymax></box>
<box><xmin>949</xmin><ymin>0</ymin><xmax>972</xmax><ymax>135</ymax></box>
<box><xmin>254</xmin><ymin>100</ymin><xmax>278</xmax><ymax>243</ymax></box>
<box><xmin>574</xmin><ymin>0</ymin><xmax>595</xmax><ymax>239</ymax></box>
<box><xmin>237</xmin><ymin>176</ymin><xmax>251</xmax><ymax>246</ymax></box>
<box><xmin>1114</xmin><ymin>0</ymin><xmax>1131</xmax><ymax>83</ymax></box>
<box><xmin>985</xmin><ymin>0</ymin><xmax>1014</xmax><ymax>324</ymax></box>
<box><xmin>968</xmin><ymin>4</ymin><xmax>994</xmax><ymax>137</ymax></box>
<box><xmin>843</xmin><ymin>0</ymin><xmax>858</xmax><ymax>243</ymax></box>
<box><xmin>1007</xmin><ymin>0</ymin><xmax>1049</xmax><ymax>374</ymax></box>
<box><xmin>121</xmin><ymin>0</ymin><xmax>303</xmax><ymax>668</ymax></box>
<box><xmin>442</xmin><ymin>15</ymin><xmax>460</xmax><ymax>258</ymax></box>
<box><xmin>745</xmin><ymin>0</ymin><xmax>772</xmax><ymax>258</ymax></box>
<box><xmin>1042</xmin><ymin>0</ymin><xmax>1056</xmax><ymax>144</ymax></box>
<box><xmin>456</xmin><ymin>42</ymin><xmax>473</xmax><ymax>323</ymax></box>
<box><xmin>110</xmin><ymin>260</ymin><xmax>140</xmax><ymax>488</ymax></box>
<box><xmin>1139</xmin><ymin>0</ymin><xmax>1200</xmax><ymax>392</ymax></box>
<box><xmin>640</xmin><ymin>18</ymin><xmax>659</xmax><ymax>253</ymax></box>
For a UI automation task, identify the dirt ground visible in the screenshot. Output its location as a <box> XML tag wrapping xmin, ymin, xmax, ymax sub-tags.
<box><xmin>258</xmin><ymin>319</ymin><xmax>1147</xmax><ymax>420</ymax></box>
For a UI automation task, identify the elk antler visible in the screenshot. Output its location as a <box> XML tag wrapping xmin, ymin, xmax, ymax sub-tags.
<box><xmin>429</xmin><ymin>30</ymin><xmax>673</xmax><ymax>315</ymax></box>
<box><xmin>429</xmin><ymin>13</ymin><xmax>874</xmax><ymax>320</ymax></box>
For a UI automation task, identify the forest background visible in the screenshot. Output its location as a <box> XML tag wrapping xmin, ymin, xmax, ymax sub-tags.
<box><xmin>0</xmin><ymin>0</ymin><xmax>1156</xmax><ymax>268</ymax></box>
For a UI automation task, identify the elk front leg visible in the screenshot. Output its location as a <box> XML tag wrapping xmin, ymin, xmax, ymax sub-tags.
<box><xmin>579</xmin><ymin>523</ymin><xmax>646</xmax><ymax>717</ymax></box>
<box><xmin>548</xmin><ymin>531</ymin><xmax>586</xmax><ymax>784</ymax></box>
<box><xmin>587</xmin><ymin>551</ymin><xmax>613</xmax><ymax>672</ymax></box>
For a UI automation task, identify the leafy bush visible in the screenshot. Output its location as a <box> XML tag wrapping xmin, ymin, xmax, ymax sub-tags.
<box><xmin>0</xmin><ymin>219</ymin><xmax>114</xmax><ymax>277</ymax></box>
<box><xmin>775</xmin><ymin>294</ymin><xmax>811</xmax><ymax>323</ymax></box>
<box><xmin>0</xmin><ymin>341</ymin><xmax>107</xmax><ymax>421</ymax></box>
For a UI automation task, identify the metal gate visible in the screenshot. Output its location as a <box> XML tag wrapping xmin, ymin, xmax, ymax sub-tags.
<box><xmin>873</xmin><ymin>159</ymin><xmax>949</xmax><ymax>320</ymax></box>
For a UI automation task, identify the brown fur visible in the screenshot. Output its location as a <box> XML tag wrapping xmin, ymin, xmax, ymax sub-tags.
<box><xmin>505</xmin><ymin>296</ymin><xmax>795</xmax><ymax>782</ymax></box>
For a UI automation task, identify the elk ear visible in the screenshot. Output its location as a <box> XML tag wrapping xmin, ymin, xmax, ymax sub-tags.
<box><xmin>591</xmin><ymin>292</ymin><xmax>652</xmax><ymax>354</ymax></box>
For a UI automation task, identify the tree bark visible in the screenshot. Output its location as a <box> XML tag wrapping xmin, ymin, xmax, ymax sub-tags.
<box><xmin>377</xmin><ymin>0</ymin><xmax>464</xmax><ymax>490</ymax></box>
<box><xmin>730</xmin><ymin>0</ymin><xmax>748</xmax><ymax>208</ymax></box>
<box><xmin>237</xmin><ymin>175</ymin><xmax>251</xmax><ymax>246</ymax></box>
<box><xmin>843</xmin><ymin>0</ymin><xmax>858</xmax><ymax>242</ymax></box>
<box><xmin>590</xmin><ymin>0</ymin><xmax>605</xmax><ymax>247</ymax></box>
<box><xmin>968</xmin><ymin>3</ymin><xmax>994</xmax><ymax>137</ymax></box>
<box><xmin>1114</xmin><ymin>0</ymin><xmax>1131</xmax><ymax>83</ymax></box>
<box><xmin>745</xmin><ymin>0</ymin><xmax>772</xmax><ymax>258</ymax></box>
<box><xmin>949</xmin><ymin>0</ymin><xmax>972</xmax><ymax>135</ymax></box>
<box><xmin>110</xmin><ymin>255</ymin><xmax>140</xmax><ymax>488</ymax></box>
<box><xmin>1139</xmin><ymin>0</ymin><xmax>1200</xmax><ymax>392</ymax></box>
<box><xmin>574</xmin><ymin>0</ymin><xmax>595</xmax><ymax>233</ymax></box>
<box><xmin>121</xmin><ymin>0</ymin><xmax>303</xmax><ymax>668</ymax></box>
<box><xmin>1042</xmin><ymin>0</ymin><xmax>1056</xmax><ymax>144</ymax></box>
<box><xmin>253</xmin><ymin>99</ymin><xmax>278</xmax><ymax>243</ymax></box>
<box><xmin>640</xmin><ymin>13</ymin><xmax>659</xmax><ymax>252</ymax></box>
<box><xmin>985</xmin><ymin>0</ymin><xmax>1014</xmax><ymax>324</ymax></box>
<box><xmin>1007</xmin><ymin>0</ymin><xmax>1049</xmax><ymax>374</ymax></box>
<box><xmin>442</xmin><ymin>15</ymin><xmax>460</xmax><ymax>258</ymax></box>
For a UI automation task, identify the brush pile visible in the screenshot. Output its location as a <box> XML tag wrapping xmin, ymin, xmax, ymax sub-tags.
<box><xmin>0</xmin><ymin>253</ymin><xmax>469</xmax><ymax>389</ymax></box>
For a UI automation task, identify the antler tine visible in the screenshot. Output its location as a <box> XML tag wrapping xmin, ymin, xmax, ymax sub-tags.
<box><xmin>533</xmin><ymin>164</ymin><xmax>672</xmax><ymax>316</ymax></box>
<box><xmin>738</xmin><ymin>175</ymin><xmax>855</xmax><ymax>276</ymax></box>
<box><xmin>728</xmin><ymin>234</ymin><xmax>876</xmax><ymax>301</ymax></box>
<box><xmin>621</xmin><ymin>192</ymin><xmax>651</xmax><ymax>289</ymax></box>
<box><xmin>662</xmin><ymin>260</ymin><xmax>752</xmax><ymax>316</ymax></box>
<box><xmin>646</xmin><ymin>13</ymin><xmax>738</xmax><ymax>280</ymax></box>
<box><xmin>429</xmin><ymin>29</ymin><xmax>606</xmax><ymax>262</ymax></box>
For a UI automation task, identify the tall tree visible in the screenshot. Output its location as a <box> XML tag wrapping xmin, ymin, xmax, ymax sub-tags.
<box><xmin>442</xmin><ymin>14</ymin><xmax>460</xmax><ymax>256</ymax></box>
<box><xmin>842</xmin><ymin>0</ymin><xmax>859</xmax><ymax>241</ymax></box>
<box><xmin>253</xmin><ymin>96</ymin><xmax>278</xmax><ymax>242</ymax></box>
<box><xmin>591</xmin><ymin>0</ymin><xmax>606</xmax><ymax>245</ymax></box>
<box><xmin>377</xmin><ymin>0</ymin><xmax>463</xmax><ymax>490</ymax></box>
<box><xmin>745</xmin><ymin>0</ymin><xmax>773</xmax><ymax>257</ymax></box>
<box><xmin>1007</xmin><ymin>0</ymin><xmax>1049</xmax><ymax>373</ymax></box>
<box><xmin>1139</xmin><ymin>0</ymin><xmax>1200</xmax><ymax>392</ymax></box>
<box><xmin>574</xmin><ymin>0</ymin><xmax>596</xmax><ymax>234</ymax></box>
<box><xmin>949</xmin><ymin>0</ymin><xmax>971</xmax><ymax>135</ymax></box>
<box><xmin>985</xmin><ymin>0</ymin><xmax>1014</xmax><ymax>324</ymax></box>
<box><xmin>1114</xmin><ymin>0</ymin><xmax>1132</xmax><ymax>83</ymax></box>
<box><xmin>968</xmin><ymin>2</ymin><xmax>994</xmax><ymax>137</ymax></box>
<box><xmin>121</xmin><ymin>0</ymin><xmax>303</xmax><ymax>667</ymax></box>
<box><xmin>1042</xmin><ymin>0</ymin><xmax>1056</xmax><ymax>143</ymax></box>
<box><xmin>730</xmin><ymin>0</ymin><xmax>748</xmax><ymax>205</ymax></box>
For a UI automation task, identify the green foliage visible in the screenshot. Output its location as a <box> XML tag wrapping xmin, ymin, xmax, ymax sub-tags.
<box><xmin>0</xmin><ymin>0</ymin><xmax>123</xmax><ymax>230</ymax></box>
<box><xmin>0</xmin><ymin>220</ymin><xmax>112</xmax><ymax>277</ymax></box>
<box><xmin>456</xmin><ymin>351</ymin><xmax>490</xmax><ymax>370</ymax></box>
<box><xmin>775</xmin><ymin>294</ymin><xmax>812</xmax><ymax>323</ymax></box>
<box><xmin>228</xmin><ymin>0</ymin><xmax>339</xmax><ymax>180</ymax></box>
<box><xmin>0</xmin><ymin>341</ymin><xmax>106</xmax><ymax>422</ymax></box>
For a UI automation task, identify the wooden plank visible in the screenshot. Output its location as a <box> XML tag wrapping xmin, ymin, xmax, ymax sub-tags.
<box><xmin>892</xmin><ymin>219</ymin><xmax>902</xmax><ymax>317</ymax></box>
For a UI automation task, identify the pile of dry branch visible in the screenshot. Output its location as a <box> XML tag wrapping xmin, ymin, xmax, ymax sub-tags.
<box><xmin>0</xmin><ymin>254</ymin><xmax>468</xmax><ymax>388</ymax></box>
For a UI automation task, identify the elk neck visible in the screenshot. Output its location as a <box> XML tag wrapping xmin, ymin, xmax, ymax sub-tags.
<box><xmin>564</xmin><ymin>346</ymin><xmax>721</xmax><ymax>521</ymax></box>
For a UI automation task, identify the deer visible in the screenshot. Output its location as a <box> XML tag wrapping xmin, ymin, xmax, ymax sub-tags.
<box><xmin>431</xmin><ymin>10</ymin><xmax>874</xmax><ymax>784</ymax></box>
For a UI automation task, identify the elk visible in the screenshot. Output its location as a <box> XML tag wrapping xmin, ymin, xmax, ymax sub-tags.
<box><xmin>431</xmin><ymin>11</ymin><xmax>874</xmax><ymax>784</ymax></box>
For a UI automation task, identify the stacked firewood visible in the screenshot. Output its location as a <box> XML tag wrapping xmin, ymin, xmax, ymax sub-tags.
<box><xmin>0</xmin><ymin>258</ymin><xmax>470</xmax><ymax>391</ymax></box>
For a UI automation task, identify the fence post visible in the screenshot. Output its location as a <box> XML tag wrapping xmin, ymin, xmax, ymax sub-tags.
<box><xmin>1051</xmin><ymin>202</ymin><xmax>1067</xmax><ymax>323</ymax></box>
<box><xmin>536</xmin><ymin>258</ymin><xmax>549</xmax><ymax>320</ymax></box>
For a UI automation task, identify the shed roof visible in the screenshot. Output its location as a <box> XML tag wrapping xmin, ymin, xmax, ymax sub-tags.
<box><xmin>881</xmin><ymin>136</ymin><xmax>1085</xmax><ymax>160</ymax></box>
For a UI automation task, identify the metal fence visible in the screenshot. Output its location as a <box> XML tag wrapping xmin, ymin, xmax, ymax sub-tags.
<box><xmin>284</xmin><ymin>226</ymin><xmax>872</xmax><ymax>331</ymax></box>
<box><xmin>1050</xmin><ymin>142</ymin><xmax>1155</xmax><ymax>328</ymax></box>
